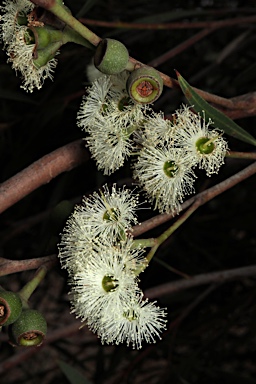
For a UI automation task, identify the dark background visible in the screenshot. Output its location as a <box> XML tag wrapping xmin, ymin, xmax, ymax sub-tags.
<box><xmin>1</xmin><ymin>0</ymin><xmax>256</xmax><ymax>383</ymax></box>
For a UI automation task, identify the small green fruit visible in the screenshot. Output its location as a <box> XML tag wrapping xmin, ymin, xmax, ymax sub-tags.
<box><xmin>0</xmin><ymin>291</ymin><xmax>22</xmax><ymax>326</ymax></box>
<box><xmin>94</xmin><ymin>38</ymin><xmax>129</xmax><ymax>75</ymax></box>
<box><xmin>11</xmin><ymin>309</ymin><xmax>47</xmax><ymax>347</ymax></box>
<box><xmin>127</xmin><ymin>67</ymin><xmax>163</xmax><ymax>104</ymax></box>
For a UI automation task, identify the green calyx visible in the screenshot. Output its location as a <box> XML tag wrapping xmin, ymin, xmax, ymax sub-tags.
<box><xmin>123</xmin><ymin>308</ymin><xmax>138</xmax><ymax>321</ymax></box>
<box><xmin>17</xmin><ymin>15</ymin><xmax>28</xmax><ymax>26</ymax></box>
<box><xmin>102</xmin><ymin>275</ymin><xmax>119</xmax><ymax>292</ymax></box>
<box><xmin>163</xmin><ymin>160</ymin><xmax>179</xmax><ymax>178</ymax></box>
<box><xmin>196</xmin><ymin>137</ymin><xmax>215</xmax><ymax>154</ymax></box>
<box><xmin>103</xmin><ymin>207</ymin><xmax>120</xmax><ymax>222</ymax></box>
<box><xmin>127</xmin><ymin>67</ymin><xmax>163</xmax><ymax>104</ymax></box>
<box><xmin>28</xmin><ymin>26</ymin><xmax>63</xmax><ymax>49</ymax></box>
<box><xmin>24</xmin><ymin>28</ymin><xmax>35</xmax><ymax>45</ymax></box>
<box><xmin>94</xmin><ymin>38</ymin><xmax>129</xmax><ymax>75</ymax></box>
<box><xmin>118</xmin><ymin>96</ymin><xmax>131</xmax><ymax>111</ymax></box>
<box><xmin>0</xmin><ymin>291</ymin><xmax>23</xmax><ymax>326</ymax></box>
<box><xmin>11</xmin><ymin>309</ymin><xmax>47</xmax><ymax>347</ymax></box>
<box><xmin>33</xmin><ymin>40</ymin><xmax>62</xmax><ymax>68</ymax></box>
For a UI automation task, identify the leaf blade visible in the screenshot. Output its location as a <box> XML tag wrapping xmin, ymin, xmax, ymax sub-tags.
<box><xmin>176</xmin><ymin>71</ymin><xmax>256</xmax><ymax>146</ymax></box>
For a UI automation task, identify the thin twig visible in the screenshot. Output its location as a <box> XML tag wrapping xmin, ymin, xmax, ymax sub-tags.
<box><xmin>79</xmin><ymin>15</ymin><xmax>256</xmax><ymax>30</ymax></box>
<box><xmin>227</xmin><ymin>151</ymin><xmax>256</xmax><ymax>160</ymax></box>
<box><xmin>147</xmin><ymin>28</ymin><xmax>215</xmax><ymax>67</ymax></box>
<box><xmin>0</xmin><ymin>255</ymin><xmax>57</xmax><ymax>276</ymax></box>
<box><xmin>132</xmin><ymin>161</ymin><xmax>256</xmax><ymax>237</ymax></box>
<box><xmin>145</xmin><ymin>264</ymin><xmax>256</xmax><ymax>299</ymax></box>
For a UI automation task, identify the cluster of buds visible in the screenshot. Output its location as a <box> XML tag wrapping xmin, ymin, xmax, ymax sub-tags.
<box><xmin>94</xmin><ymin>38</ymin><xmax>164</xmax><ymax>104</ymax></box>
<box><xmin>0</xmin><ymin>289</ymin><xmax>47</xmax><ymax>347</ymax></box>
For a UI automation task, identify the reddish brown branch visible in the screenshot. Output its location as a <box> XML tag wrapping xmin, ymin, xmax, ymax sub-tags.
<box><xmin>79</xmin><ymin>15</ymin><xmax>256</xmax><ymax>30</ymax></box>
<box><xmin>147</xmin><ymin>28</ymin><xmax>214</xmax><ymax>68</ymax></box>
<box><xmin>0</xmin><ymin>140</ymin><xmax>88</xmax><ymax>214</ymax></box>
<box><xmin>132</xmin><ymin>161</ymin><xmax>256</xmax><ymax>237</ymax></box>
<box><xmin>145</xmin><ymin>264</ymin><xmax>256</xmax><ymax>299</ymax></box>
<box><xmin>29</xmin><ymin>0</ymin><xmax>255</xmax><ymax>111</ymax></box>
<box><xmin>0</xmin><ymin>255</ymin><xmax>57</xmax><ymax>276</ymax></box>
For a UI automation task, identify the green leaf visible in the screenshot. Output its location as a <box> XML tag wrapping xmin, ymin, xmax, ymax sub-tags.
<box><xmin>58</xmin><ymin>360</ymin><xmax>92</xmax><ymax>384</ymax></box>
<box><xmin>176</xmin><ymin>71</ymin><xmax>256</xmax><ymax>147</ymax></box>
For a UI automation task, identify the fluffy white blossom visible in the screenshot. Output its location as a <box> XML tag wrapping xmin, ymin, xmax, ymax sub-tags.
<box><xmin>137</xmin><ymin>111</ymin><xmax>175</xmax><ymax>145</ymax></box>
<box><xmin>58</xmin><ymin>184</ymin><xmax>140</xmax><ymax>271</ymax></box>
<box><xmin>77</xmin><ymin>72</ymin><xmax>150</xmax><ymax>173</ymax></box>
<box><xmin>99</xmin><ymin>297</ymin><xmax>167</xmax><ymax>349</ymax></box>
<box><xmin>69</xmin><ymin>242</ymin><xmax>143</xmax><ymax>324</ymax></box>
<box><xmin>58</xmin><ymin>212</ymin><xmax>95</xmax><ymax>273</ymax></box>
<box><xmin>75</xmin><ymin>184</ymin><xmax>139</xmax><ymax>239</ymax></box>
<box><xmin>133</xmin><ymin>144</ymin><xmax>196</xmax><ymax>213</ymax></box>
<box><xmin>86</xmin><ymin>117</ymin><xmax>134</xmax><ymax>175</ymax></box>
<box><xmin>77</xmin><ymin>76</ymin><xmax>112</xmax><ymax>129</ymax></box>
<box><xmin>6</xmin><ymin>26</ymin><xmax>58</xmax><ymax>92</ymax></box>
<box><xmin>173</xmin><ymin>106</ymin><xmax>228</xmax><ymax>176</ymax></box>
<box><xmin>77</xmin><ymin>71</ymin><xmax>146</xmax><ymax>132</ymax></box>
<box><xmin>0</xmin><ymin>0</ymin><xmax>34</xmax><ymax>48</ymax></box>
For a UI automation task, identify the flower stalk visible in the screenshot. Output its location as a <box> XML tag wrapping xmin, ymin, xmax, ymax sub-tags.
<box><xmin>30</xmin><ymin>0</ymin><xmax>101</xmax><ymax>46</ymax></box>
<box><xmin>146</xmin><ymin>200</ymin><xmax>201</xmax><ymax>263</ymax></box>
<box><xmin>18</xmin><ymin>266</ymin><xmax>47</xmax><ymax>306</ymax></box>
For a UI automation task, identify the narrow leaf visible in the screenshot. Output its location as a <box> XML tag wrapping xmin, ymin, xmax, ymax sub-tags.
<box><xmin>58</xmin><ymin>360</ymin><xmax>92</xmax><ymax>384</ymax></box>
<box><xmin>176</xmin><ymin>71</ymin><xmax>256</xmax><ymax>146</ymax></box>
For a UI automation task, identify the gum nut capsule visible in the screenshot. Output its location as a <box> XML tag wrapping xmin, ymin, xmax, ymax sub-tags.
<box><xmin>94</xmin><ymin>38</ymin><xmax>129</xmax><ymax>75</ymax></box>
<box><xmin>0</xmin><ymin>290</ymin><xmax>22</xmax><ymax>326</ymax></box>
<box><xmin>127</xmin><ymin>67</ymin><xmax>163</xmax><ymax>104</ymax></box>
<box><xmin>11</xmin><ymin>309</ymin><xmax>47</xmax><ymax>347</ymax></box>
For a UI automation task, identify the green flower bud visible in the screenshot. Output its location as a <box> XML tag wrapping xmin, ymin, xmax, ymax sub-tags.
<box><xmin>0</xmin><ymin>291</ymin><xmax>22</xmax><ymax>326</ymax></box>
<box><xmin>127</xmin><ymin>67</ymin><xmax>163</xmax><ymax>104</ymax></box>
<box><xmin>11</xmin><ymin>309</ymin><xmax>47</xmax><ymax>347</ymax></box>
<box><xmin>33</xmin><ymin>41</ymin><xmax>62</xmax><ymax>68</ymax></box>
<box><xmin>29</xmin><ymin>26</ymin><xmax>63</xmax><ymax>50</ymax></box>
<box><xmin>94</xmin><ymin>38</ymin><xmax>129</xmax><ymax>75</ymax></box>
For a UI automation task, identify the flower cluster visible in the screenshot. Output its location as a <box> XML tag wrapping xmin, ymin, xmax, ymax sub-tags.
<box><xmin>0</xmin><ymin>0</ymin><xmax>58</xmax><ymax>92</ymax></box>
<box><xmin>58</xmin><ymin>184</ymin><xmax>167</xmax><ymax>349</ymax></box>
<box><xmin>133</xmin><ymin>106</ymin><xmax>228</xmax><ymax>213</ymax></box>
<box><xmin>77</xmin><ymin>71</ymin><xmax>150</xmax><ymax>175</ymax></box>
<box><xmin>78</xmin><ymin>71</ymin><xmax>228</xmax><ymax>213</ymax></box>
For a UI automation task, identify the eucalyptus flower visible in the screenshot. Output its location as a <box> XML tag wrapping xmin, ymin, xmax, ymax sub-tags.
<box><xmin>74</xmin><ymin>184</ymin><xmax>139</xmax><ymax>240</ymax></box>
<box><xmin>86</xmin><ymin>117</ymin><xmax>134</xmax><ymax>175</ymax></box>
<box><xmin>133</xmin><ymin>144</ymin><xmax>196</xmax><ymax>214</ymax></box>
<box><xmin>58</xmin><ymin>184</ymin><xmax>140</xmax><ymax>271</ymax></box>
<box><xmin>77</xmin><ymin>71</ymin><xmax>147</xmax><ymax>131</ymax></box>
<box><xmin>69</xmin><ymin>241</ymin><xmax>143</xmax><ymax>324</ymax></box>
<box><xmin>77</xmin><ymin>75</ymin><xmax>112</xmax><ymax>130</ymax></box>
<box><xmin>173</xmin><ymin>106</ymin><xmax>228</xmax><ymax>176</ymax></box>
<box><xmin>5</xmin><ymin>26</ymin><xmax>59</xmax><ymax>92</ymax></box>
<box><xmin>0</xmin><ymin>0</ymin><xmax>34</xmax><ymax>48</ymax></box>
<box><xmin>77</xmin><ymin>72</ymin><xmax>149</xmax><ymax>173</ymax></box>
<box><xmin>99</xmin><ymin>297</ymin><xmax>167</xmax><ymax>349</ymax></box>
<box><xmin>134</xmin><ymin>110</ymin><xmax>175</xmax><ymax>147</ymax></box>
